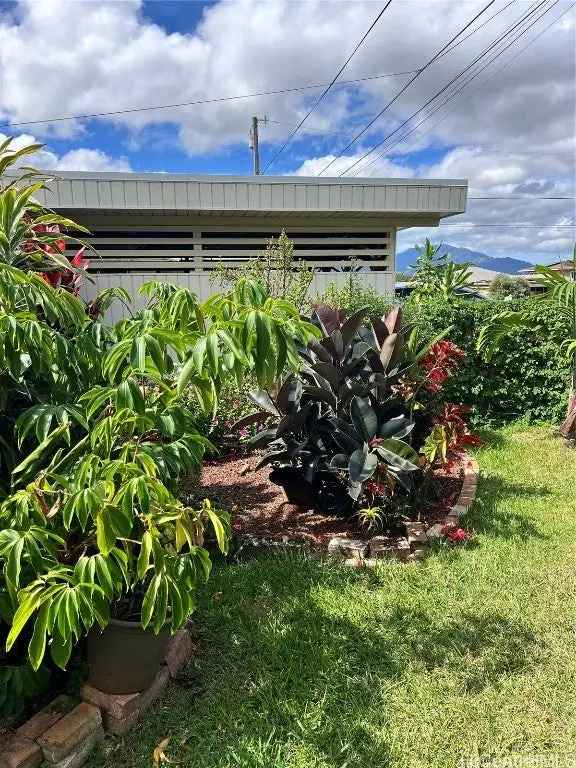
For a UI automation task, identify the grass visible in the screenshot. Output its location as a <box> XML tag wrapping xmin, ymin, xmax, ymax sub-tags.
<box><xmin>91</xmin><ymin>425</ymin><xmax>576</xmax><ymax>768</ymax></box>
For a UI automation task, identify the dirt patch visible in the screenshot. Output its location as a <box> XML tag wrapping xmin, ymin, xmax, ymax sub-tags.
<box><xmin>183</xmin><ymin>454</ymin><xmax>465</xmax><ymax>549</ymax></box>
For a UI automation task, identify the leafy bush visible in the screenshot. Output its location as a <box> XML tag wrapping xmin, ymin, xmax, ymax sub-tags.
<box><xmin>237</xmin><ymin>305</ymin><xmax>470</xmax><ymax>522</ymax></box>
<box><xmin>213</xmin><ymin>230</ymin><xmax>313</xmax><ymax>311</ymax></box>
<box><xmin>488</xmin><ymin>274</ymin><xmax>531</xmax><ymax>299</ymax></box>
<box><xmin>0</xmin><ymin>140</ymin><xmax>319</xmax><ymax>701</ymax></box>
<box><xmin>313</xmin><ymin>272</ymin><xmax>394</xmax><ymax>318</ymax></box>
<box><xmin>404</xmin><ymin>295</ymin><xmax>572</xmax><ymax>425</ymax></box>
<box><xmin>478</xmin><ymin>252</ymin><xmax>576</xmax><ymax>439</ymax></box>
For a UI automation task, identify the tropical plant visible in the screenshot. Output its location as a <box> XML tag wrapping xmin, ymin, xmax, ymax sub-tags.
<box><xmin>477</xmin><ymin>245</ymin><xmax>576</xmax><ymax>439</ymax></box>
<box><xmin>488</xmin><ymin>274</ymin><xmax>530</xmax><ymax>300</ymax></box>
<box><xmin>0</xmin><ymin>140</ymin><xmax>319</xmax><ymax>693</ymax></box>
<box><xmin>236</xmin><ymin>305</ymin><xmax>444</xmax><ymax>517</ymax></box>
<box><xmin>437</xmin><ymin>261</ymin><xmax>475</xmax><ymax>300</ymax></box>
<box><xmin>410</xmin><ymin>239</ymin><xmax>474</xmax><ymax>301</ymax></box>
<box><xmin>422</xmin><ymin>403</ymin><xmax>480</xmax><ymax>466</ymax></box>
<box><xmin>214</xmin><ymin>230</ymin><xmax>314</xmax><ymax>310</ymax></box>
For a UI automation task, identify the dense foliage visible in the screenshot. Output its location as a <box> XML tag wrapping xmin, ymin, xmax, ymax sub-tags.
<box><xmin>488</xmin><ymin>274</ymin><xmax>530</xmax><ymax>299</ymax></box>
<box><xmin>238</xmin><ymin>304</ymin><xmax>472</xmax><ymax>527</ymax></box>
<box><xmin>406</xmin><ymin>295</ymin><xmax>572</xmax><ymax>425</ymax></box>
<box><xmin>0</xmin><ymin>140</ymin><xmax>318</xmax><ymax>714</ymax></box>
<box><xmin>477</xmin><ymin>250</ymin><xmax>576</xmax><ymax>438</ymax></box>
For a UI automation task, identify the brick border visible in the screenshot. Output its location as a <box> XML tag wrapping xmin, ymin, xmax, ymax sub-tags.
<box><xmin>0</xmin><ymin>630</ymin><xmax>195</xmax><ymax>768</ymax></box>
<box><xmin>328</xmin><ymin>453</ymin><xmax>479</xmax><ymax>567</ymax></box>
<box><xmin>231</xmin><ymin>453</ymin><xmax>480</xmax><ymax>568</ymax></box>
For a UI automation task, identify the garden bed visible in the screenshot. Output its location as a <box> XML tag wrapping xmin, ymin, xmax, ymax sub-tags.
<box><xmin>184</xmin><ymin>451</ymin><xmax>473</xmax><ymax>556</ymax></box>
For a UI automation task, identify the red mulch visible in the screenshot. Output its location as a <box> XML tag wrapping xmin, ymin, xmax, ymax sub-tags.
<box><xmin>186</xmin><ymin>453</ymin><xmax>465</xmax><ymax>548</ymax></box>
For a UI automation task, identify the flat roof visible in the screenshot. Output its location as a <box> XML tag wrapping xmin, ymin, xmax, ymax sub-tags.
<box><xmin>34</xmin><ymin>171</ymin><xmax>468</xmax><ymax>219</ymax></box>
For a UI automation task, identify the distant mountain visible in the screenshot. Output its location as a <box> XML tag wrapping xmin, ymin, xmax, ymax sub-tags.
<box><xmin>396</xmin><ymin>244</ymin><xmax>533</xmax><ymax>275</ymax></box>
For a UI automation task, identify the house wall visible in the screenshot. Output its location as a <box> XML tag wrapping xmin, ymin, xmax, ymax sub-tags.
<box><xmin>42</xmin><ymin>172</ymin><xmax>467</xmax><ymax>321</ymax></box>
<box><xmin>75</xmin><ymin>212</ymin><xmax>399</xmax><ymax>321</ymax></box>
<box><xmin>82</xmin><ymin>270</ymin><xmax>395</xmax><ymax>323</ymax></box>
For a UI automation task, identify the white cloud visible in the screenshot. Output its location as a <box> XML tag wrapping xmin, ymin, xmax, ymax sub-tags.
<box><xmin>0</xmin><ymin>133</ymin><xmax>131</xmax><ymax>172</ymax></box>
<box><xmin>292</xmin><ymin>143</ymin><xmax>575</xmax><ymax>263</ymax></box>
<box><xmin>0</xmin><ymin>0</ymin><xmax>573</xmax><ymax>261</ymax></box>
<box><xmin>1</xmin><ymin>0</ymin><xmax>572</xmax><ymax>156</ymax></box>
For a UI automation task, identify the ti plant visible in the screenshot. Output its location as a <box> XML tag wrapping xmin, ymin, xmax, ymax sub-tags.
<box><xmin>237</xmin><ymin>305</ymin><xmax>424</xmax><ymax>517</ymax></box>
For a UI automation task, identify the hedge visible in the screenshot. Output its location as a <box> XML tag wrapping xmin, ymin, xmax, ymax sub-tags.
<box><xmin>404</xmin><ymin>297</ymin><xmax>571</xmax><ymax>425</ymax></box>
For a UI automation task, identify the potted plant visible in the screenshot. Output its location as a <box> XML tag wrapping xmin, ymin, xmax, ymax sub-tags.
<box><xmin>0</xmin><ymin>138</ymin><xmax>319</xmax><ymax>699</ymax></box>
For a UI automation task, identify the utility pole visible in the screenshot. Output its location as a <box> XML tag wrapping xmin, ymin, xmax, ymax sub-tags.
<box><xmin>249</xmin><ymin>116</ymin><xmax>267</xmax><ymax>175</ymax></box>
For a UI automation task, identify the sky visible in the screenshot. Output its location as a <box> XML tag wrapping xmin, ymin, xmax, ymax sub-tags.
<box><xmin>0</xmin><ymin>0</ymin><xmax>574</xmax><ymax>263</ymax></box>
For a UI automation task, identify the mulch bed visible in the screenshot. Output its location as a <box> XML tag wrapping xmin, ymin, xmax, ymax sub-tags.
<box><xmin>184</xmin><ymin>454</ymin><xmax>465</xmax><ymax>549</ymax></box>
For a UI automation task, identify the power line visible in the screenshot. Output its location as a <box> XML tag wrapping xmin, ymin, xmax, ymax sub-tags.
<box><xmin>316</xmin><ymin>0</ymin><xmax>499</xmax><ymax>176</ymax></box>
<box><xmin>438</xmin><ymin>222</ymin><xmax>576</xmax><ymax>227</ymax></box>
<box><xmin>339</xmin><ymin>0</ymin><xmax>559</xmax><ymax>176</ymax></box>
<box><xmin>430</xmin><ymin>0</ymin><xmax>518</xmax><ymax>63</ymax></box>
<box><xmin>469</xmin><ymin>196</ymin><xmax>575</xmax><ymax>200</ymax></box>
<box><xmin>340</xmin><ymin>0</ymin><xmax>556</xmax><ymax>176</ymax></box>
<box><xmin>261</xmin><ymin>0</ymin><xmax>395</xmax><ymax>174</ymax></box>
<box><xmin>2</xmin><ymin>69</ymin><xmax>419</xmax><ymax>130</ymax></box>
<box><xmin>353</xmin><ymin>0</ymin><xmax>573</xmax><ymax>176</ymax></box>
<box><xmin>382</xmin><ymin>2</ymin><xmax>575</xmax><ymax>166</ymax></box>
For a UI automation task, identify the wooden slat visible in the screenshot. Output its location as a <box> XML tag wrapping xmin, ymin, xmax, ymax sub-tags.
<box><xmin>88</xmin><ymin>258</ymin><xmax>389</xmax><ymax>272</ymax></box>
<box><xmin>86</xmin><ymin>248</ymin><xmax>390</xmax><ymax>259</ymax></box>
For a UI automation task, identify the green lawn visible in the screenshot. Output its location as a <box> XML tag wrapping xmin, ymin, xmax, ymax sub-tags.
<box><xmin>92</xmin><ymin>426</ymin><xmax>576</xmax><ymax>768</ymax></box>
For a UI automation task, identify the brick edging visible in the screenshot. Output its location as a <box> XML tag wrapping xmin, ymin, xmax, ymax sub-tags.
<box><xmin>0</xmin><ymin>630</ymin><xmax>195</xmax><ymax>768</ymax></box>
<box><xmin>329</xmin><ymin>453</ymin><xmax>480</xmax><ymax>567</ymax></box>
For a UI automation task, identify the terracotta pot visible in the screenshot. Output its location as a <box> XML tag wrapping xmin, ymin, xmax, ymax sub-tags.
<box><xmin>87</xmin><ymin>618</ymin><xmax>170</xmax><ymax>694</ymax></box>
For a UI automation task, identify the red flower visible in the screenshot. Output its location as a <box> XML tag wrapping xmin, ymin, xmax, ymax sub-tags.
<box><xmin>441</xmin><ymin>525</ymin><xmax>471</xmax><ymax>543</ymax></box>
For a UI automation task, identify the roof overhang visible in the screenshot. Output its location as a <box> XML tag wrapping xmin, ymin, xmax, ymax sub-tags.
<box><xmin>34</xmin><ymin>171</ymin><xmax>468</xmax><ymax>223</ymax></box>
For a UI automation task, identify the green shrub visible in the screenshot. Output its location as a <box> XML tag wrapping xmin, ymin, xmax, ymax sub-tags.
<box><xmin>488</xmin><ymin>274</ymin><xmax>531</xmax><ymax>299</ymax></box>
<box><xmin>313</xmin><ymin>273</ymin><xmax>394</xmax><ymax>318</ymax></box>
<box><xmin>404</xmin><ymin>296</ymin><xmax>571</xmax><ymax>425</ymax></box>
<box><xmin>0</xmin><ymin>140</ymin><xmax>319</xmax><ymax>698</ymax></box>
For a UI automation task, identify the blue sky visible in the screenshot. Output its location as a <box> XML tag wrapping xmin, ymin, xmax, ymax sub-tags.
<box><xmin>0</xmin><ymin>0</ymin><xmax>573</xmax><ymax>262</ymax></box>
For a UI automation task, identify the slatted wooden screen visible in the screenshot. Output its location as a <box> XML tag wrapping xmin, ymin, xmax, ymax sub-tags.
<box><xmin>72</xmin><ymin>226</ymin><xmax>395</xmax><ymax>273</ymax></box>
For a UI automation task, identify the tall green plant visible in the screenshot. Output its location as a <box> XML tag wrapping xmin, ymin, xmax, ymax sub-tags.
<box><xmin>410</xmin><ymin>239</ymin><xmax>474</xmax><ymax>301</ymax></box>
<box><xmin>477</xmin><ymin>245</ymin><xmax>576</xmax><ymax>439</ymax></box>
<box><xmin>0</xmin><ymin>140</ymin><xmax>319</xmax><ymax>687</ymax></box>
<box><xmin>213</xmin><ymin>230</ymin><xmax>313</xmax><ymax>310</ymax></box>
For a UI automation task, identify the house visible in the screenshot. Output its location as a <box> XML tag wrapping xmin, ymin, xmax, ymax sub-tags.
<box><xmin>518</xmin><ymin>260</ymin><xmax>576</xmax><ymax>285</ymax></box>
<box><xmin>465</xmin><ymin>265</ymin><xmax>506</xmax><ymax>289</ymax></box>
<box><xmin>35</xmin><ymin>172</ymin><xmax>467</xmax><ymax>318</ymax></box>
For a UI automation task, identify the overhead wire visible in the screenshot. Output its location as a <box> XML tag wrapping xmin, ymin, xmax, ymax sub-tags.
<box><xmin>351</xmin><ymin>0</ymin><xmax>573</xmax><ymax>176</ymax></box>
<box><xmin>261</xmin><ymin>0</ymin><xmax>395</xmax><ymax>174</ymax></box>
<box><xmin>2</xmin><ymin>69</ymin><xmax>419</xmax><ymax>129</ymax></box>
<box><xmin>336</xmin><ymin>0</ymin><xmax>556</xmax><ymax>177</ymax></box>
<box><xmin>316</xmin><ymin>0</ymin><xmax>499</xmax><ymax>176</ymax></box>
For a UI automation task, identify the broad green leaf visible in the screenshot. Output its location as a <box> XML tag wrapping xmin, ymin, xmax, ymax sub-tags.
<box><xmin>28</xmin><ymin>604</ymin><xmax>49</xmax><ymax>671</ymax></box>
